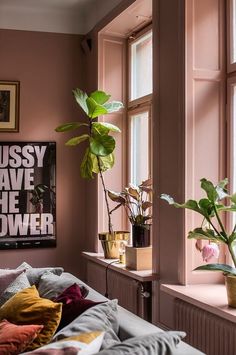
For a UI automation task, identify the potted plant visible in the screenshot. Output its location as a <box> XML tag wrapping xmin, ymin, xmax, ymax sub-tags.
<box><xmin>161</xmin><ymin>177</ymin><xmax>236</xmax><ymax>307</ymax></box>
<box><xmin>108</xmin><ymin>178</ymin><xmax>153</xmax><ymax>247</ymax></box>
<box><xmin>55</xmin><ymin>88</ymin><xmax>129</xmax><ymax>258</ymax></box>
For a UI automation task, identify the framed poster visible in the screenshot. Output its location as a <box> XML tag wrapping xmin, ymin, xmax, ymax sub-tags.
<box><xmin>0</xmin><ymin>142</ymin><xmax>56</xmax><ymax>249</ymax></box>
<box><xmin>0</xmin><ymin>81</ymin><xmax>20</xmax><ymax>132</ymax></box>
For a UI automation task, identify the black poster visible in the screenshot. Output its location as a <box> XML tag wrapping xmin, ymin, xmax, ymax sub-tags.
<box><xmin>0</xmin><ymin>142</ymin><xmax>56</xmax><ymax>249</ymax></box>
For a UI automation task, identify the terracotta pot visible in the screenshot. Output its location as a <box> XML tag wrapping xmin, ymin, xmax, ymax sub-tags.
<box><xmin>99</xmin><ymin>231</ymin><xmax>129</xmax><ymax>259</ymax></box>
<box><xmin>132</xmin><ymin>224</ymin><xmax>151</xmax><ymax>248</ymax></box>
<box><xmin>225</xmin><ymin>274</ymin><xmax>236</xmax><ymax>308</ymax></box>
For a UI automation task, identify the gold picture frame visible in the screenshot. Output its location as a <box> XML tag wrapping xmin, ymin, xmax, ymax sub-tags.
<box><xmin>0</xmin><ymin>81</ymin><xmax>20</xmax><ymax>132</ymax></box>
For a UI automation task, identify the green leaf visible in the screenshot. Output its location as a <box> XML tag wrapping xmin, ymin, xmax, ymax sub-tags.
<box><xmin>55</xmin><ymin>122</ymin><xmax>87</xmax><ymax>132</ymax></box>
<box><xmin>86</xmin><ymin>97</ymin><xmax>108</xmax><ymax>118</ymax></box>
<box><xmin>80</xmin><ymin>148</ymin><xmax>93</xmax><ymax>179</ymax></box>
<box><xmin>92</xmin><ymin>122</ymin><xmax>121</xmax><ymax>133</ymax></box>
<box><xmin>90</xmin><ymin>91</ymin><xmax>111</xmax><ymax>104</ymax></box>
<box><xmin>218</xmin><ymin>205</ymin><xmax>236</xmax><ymax>212</ymax></box>
<box><xmin>65</xmin><ymin>134</ymin><xmax>89</xmax><ymax>146</ymax></box>
<box><xmin>103</xmin><ymin>101</ymin><xmax>124</xmax><ymax>113</ymax></box>
<box><xmin>92</xmin><ymin>122</ymin><xmax>109</xmax><ymax>136</ymax></box>
<box><xmin>187</xmin><ymin>228</ymin><xmax>217</xmax><ymax>241</ymax></box>
<box><xmin>200</xmin><ymin>178</ymin><xmax>218</xmax><ymax>202</ymax></box>
<box><xmin>91</xmin><ymin>153</ymin><xmax>115</xmax><ymax>173</ymax></box>
<box><xmin>194</xmin><ymin>263</ymin><xmax>236</xmax><ymax>275</ymax></box>
<box><xmin>73</xmin><ymin>88</ymin><xmax>89</xmax><ymax>115</ymax></box>
<box><xmin>160</xmin><ymin>194</ymin><xmax>204</xmax><ymax>215</ymax></box>
<box><xmin>199</xmin><ymin>198</ymin><xmax>214</xmax><ymax>217</ymax></box>
<box><xmin>90</xmin><ymin>135</ymin><xmax>115</xmax><ymax>156</ymax></box>
<box><xmin>231</xmin><ymin>193</ymin><xmax>236</xmax><ymax>204</ymax></box>
<box><xmin>108</xmin><ymin>190</ymin><xmax>126</xmax><ymax>204</ymax></box>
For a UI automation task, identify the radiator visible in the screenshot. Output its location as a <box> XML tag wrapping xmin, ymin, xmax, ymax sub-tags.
<box><xmin>175</xmin><ymin>299</ymin><xmax>236</xmax><ymax>355</ymax></box>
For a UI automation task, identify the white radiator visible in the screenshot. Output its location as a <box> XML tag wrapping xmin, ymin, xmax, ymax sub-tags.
<box><xmin>175</xmin><ymin>299</ymin><xmax>236</xmax><ymax>355</ymax></box>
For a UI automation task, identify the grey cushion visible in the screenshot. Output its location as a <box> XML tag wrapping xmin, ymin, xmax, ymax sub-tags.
<box><xmin>17</xmin><ymin>262</ymin><xmax>64</xmax><ymax>286</ymax></box>
<box><xmin>38</xmin><ymin>271</ymin><xmax>84</xmax><ymax>299</ymax></box>
<box><xmin>94</xmin><ymin>331</ymin><xmax>186</xmax><ymax>355</ymax></box>
<box><xmin>0</xmin><ymin>272</ymin><xmax>30</xmax><ymax>306</ymax></box>
<box><xmin>53</xmin><ymin>299</ymin><xmax>120</xmax><ymax>349</ymax></box>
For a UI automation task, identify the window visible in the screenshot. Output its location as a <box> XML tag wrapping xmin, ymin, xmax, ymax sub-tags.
<box><xmin>128</xmin><ymin>28</ymin><xmax>152</xmax><ymax>186</ymax></box>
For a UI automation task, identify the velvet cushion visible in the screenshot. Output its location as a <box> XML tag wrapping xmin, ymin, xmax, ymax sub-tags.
<box><xmin>0</xmin><ymin>272</ymin><xmax>30</xmax><ymax>306</ymax></box>
<box><xmin>21</xmin><ymin>331</ymin><xmax>104</xmax><ymax>355</ymax></box>
<box><xmin>38</xmin><ymin>272</ymin><xmax>89</xmax><ymax>300</ymax></box>
<box><xmin>53</xmin><ymin>299</ymin><xmax>120</xmax><ymax>349</ymax></box>
<box><xmin>93</xmin><ymin>331</ymin><xmax>186</xmax><ymax>355</ymax></box>
<box><xmin>0</xmin><ymin>285</ymin><xmax>62</xmax><ymax>351</ymax></box>
<box><xmin>54</xmin><ymin>284</ymin><xmax>103</xmax><ymax>330</ymax></box>
<box><xmin>0</xmin><ymin>268</ymin><xmax>25</xmax><ymax>296</ymax></box>
<box><xmin>17</xmin><ymin>262</ymin><xmax>64</xmax><ymax>286</ymax></box>
<box><xmin>0</xmin><ymin>319</ymin><xmax>43</xmax><ymax>355</ymax></box>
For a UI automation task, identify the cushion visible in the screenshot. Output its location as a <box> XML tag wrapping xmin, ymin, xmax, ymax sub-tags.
<box><xmin>0</xmin><ymin>271</ymin><xmax>30</xmax><ymax>306</ymax></box>
<box><xmin>38</xmin><ymin>272</ymin><xmax>88</xmax><ymax>300</ymax></box>
<box><xmin>0</xmin><ymin>285</ymin><xmax>62</xmax><ymax>351</ymax></box>
<box><xmin>0</xmin><ymin>268</ymin><xmax>25</xmax><ymax>296</ymax></box>
<box><xmin>0</xmin><ymin>319</ymin><xmax>43</xmax><ymax>355</ymax></box>
<box><xmin>21</xmin><ymin>331</ymin><xmax>104</xmax><ymax>355</ymax></box>
<box><xmin>17</xmin><ymin>262</ymin><xmax>64</xmax><ymax>286</ymax></box>
<box><xmin>54</xmin><ymin>284</ymin><xmax>103</xmax><ymax>330</ymax></box>
<box><xmin>53</xmin><ymin>299</ymin><xmax>120</xmax><ymax>349</ymax></box>
<box><xmin>94</xmin><ymin>331</ymin><xmax>186</xmax><ymax>355</ymax></box>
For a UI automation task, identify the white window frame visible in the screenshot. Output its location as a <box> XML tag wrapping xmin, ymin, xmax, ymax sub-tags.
<box><xmin>227</xmin><ymin>0</ymin><xmax>236</xmax><ymax>72</ymax></box>
<box><xmin>127</xmin><ymin>25</ymin><xmax>153</xmax><ymax>185</ymax></box>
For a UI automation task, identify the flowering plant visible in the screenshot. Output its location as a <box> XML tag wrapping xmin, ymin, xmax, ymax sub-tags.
<box><xmin>161</xmin><ymin>178</ymin><xmax>236</xmax><ymax>275</ymax></box>
<box><xmin>108</xmin><ymin>178</ymin><xmax>153</xmax><ymax>226</ymax></box>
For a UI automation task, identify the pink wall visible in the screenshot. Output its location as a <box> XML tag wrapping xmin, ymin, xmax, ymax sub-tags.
<box><xmin>0</xmin><ymin>29</ymin><xmax>87</xmax><ymax>277</ymax></box>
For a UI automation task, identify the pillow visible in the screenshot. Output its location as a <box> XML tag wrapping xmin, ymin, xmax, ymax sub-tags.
<box><xmin>17</xmin><ymin>262</ymin><xmax>64</xmax><ymax>286</ymax></box>
<box><xmin>53</xmin><ymin>299</ymin><xmax>120</xmax><ymax>349</ymax></box>
<box><xmin>0</xmin><ymin>285</ymin><xmax>62</xmax><ymax>351</ymax></box>
<box><xmin>38</xmin><ymin>272</ymin><xmax>88</xmax><ymax>300</ymax></box>
<box><xmin>0</xmin><ymin>319</ymin><xmax>43</xmax><ymax>355</ymax></box>
<box><xmin>0</xmin><ymin>272</ymin><xmax>30</xmax><ymax>306</ymax></box>
<box><xmin>93</xmin><ymin>331</ymin><xmax>186</xmax><ymax>355</ymax></box>
<box><xmin>54</xmin><ymin>284</ymin><xmax>103</xmax><ymax>330</ymax></box>
<box><xmin>21</xmin><ymin>331</ymin><xmax>104</xmax><ymax>355</ymax></box>
<box><xmin>0</xmin><ymin>268</ymin><xmax>25</xmax><ymax>296</ymax></box>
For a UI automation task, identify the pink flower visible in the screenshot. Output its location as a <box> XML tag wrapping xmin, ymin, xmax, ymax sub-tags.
<box><xmin>202</xmin><ymin>243</ymin><xmax>219</xmax><ymax>262</ymax></box>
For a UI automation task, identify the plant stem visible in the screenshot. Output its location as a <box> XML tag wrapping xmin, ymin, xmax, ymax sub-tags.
<box><xmin>229</xmin><ymin>242</ymin><xmax>236</xmax><ymax>268</ymax></box>
<box><xmin>97</xmin><ymin>157</ymin><xmax>113</xmax><ymax>234</ymax></box>
<box><xmin>213</xmin><ymin>205</ymin><xmax>228</xmax><ymax>240</ymax></box>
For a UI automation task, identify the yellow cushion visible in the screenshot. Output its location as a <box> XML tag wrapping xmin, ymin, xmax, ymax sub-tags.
<box><xmin>0</xmin><ymin>285</ymin><xmax>62</xmax><ymax>351</ymax></box>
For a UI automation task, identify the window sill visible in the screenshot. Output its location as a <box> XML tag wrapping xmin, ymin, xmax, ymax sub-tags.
<box><xmin>161</xmin><ymin>283</ymin><xmax>236</xmax><ymax>323</ymax></box>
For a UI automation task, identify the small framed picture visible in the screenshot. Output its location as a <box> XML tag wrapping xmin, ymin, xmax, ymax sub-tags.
<box><xmin>0</xmin><ymin>81</ymin><xmax>20</xmax><ymax>132</ymax></box>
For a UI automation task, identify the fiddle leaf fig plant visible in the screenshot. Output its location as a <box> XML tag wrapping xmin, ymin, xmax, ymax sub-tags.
<box><xmin>55</xmin><ymin>88</ymin><xmax>123</xmax><ymax>234</ymax></box>
<box><xmin>161</xmin><ymin>178</ymin><xmax>236</xmax><ymax>276</ymax></box>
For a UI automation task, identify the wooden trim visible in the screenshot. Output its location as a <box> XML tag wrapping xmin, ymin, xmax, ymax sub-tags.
<box><xmin>82</xmin><ymin>252</ymin><xmax>159</xmax><ymax>282</ymax></box>
<box><xmin>227</xmin><ymin>0</ymin><xmax>236</xmax><ymax>73</ymax></box>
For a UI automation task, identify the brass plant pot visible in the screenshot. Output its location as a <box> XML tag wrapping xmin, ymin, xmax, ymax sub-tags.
<box><xmin>225</xmin><ymin>274</ymin><xmax>236</xmax><ymax>308</ymax></box>
<box><xmin>99</xmin><ymin>231</ymin><xmax>130</xmax><ymax>259</ymax></box>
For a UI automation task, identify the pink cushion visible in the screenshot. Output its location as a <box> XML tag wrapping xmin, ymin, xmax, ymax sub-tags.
<box><xmin>0</xmin><ymin>269</ymin><xmax>25</xmax><ymax>295</ymax></box>
<box><xmin>54</xmin><ymin>284</ymin><xmax>103</xmax><ymax>330</ymax></box>
<box><xmin>0</xmin><ymin>319</ymin><xmax>43</xmax><ymax>355</ymax></box>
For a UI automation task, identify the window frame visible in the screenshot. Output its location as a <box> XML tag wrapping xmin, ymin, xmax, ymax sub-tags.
<box><xmin>127</xmin><ymin>24</ymin><xmax>153</xmax><ymax>186</ymax></box>
<box><xmin>227</xmin><ymin>0</ymin><xmax>236</xmax><ymax>73</ymax></box>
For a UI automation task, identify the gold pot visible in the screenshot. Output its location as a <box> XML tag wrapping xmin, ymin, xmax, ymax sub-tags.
<box><xmin>225</xmin><ymin>274</ymin><xmax>236</xmax><ymax>307</ymax></box>
<box><xmin>99</xmin><ymin>231</ymin><xmax>129</xmax><ymax>259</ymax></box>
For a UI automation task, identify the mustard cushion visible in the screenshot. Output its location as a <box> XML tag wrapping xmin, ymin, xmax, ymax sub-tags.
<box><xmin>0</xmin><ymin>285</ymin><xmax>62</xmax><ymax>351</ymax></box>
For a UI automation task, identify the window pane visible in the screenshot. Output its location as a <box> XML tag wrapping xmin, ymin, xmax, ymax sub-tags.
<box><xmin>130</xmin><ymin>111</ymin><xmax>149</xmax><ymax>185</ymax></box>
<box><xmin>233</xmin><ymin>84</ymin><xmax>236</xmax><ymax>190</ymax></box>
<box><xmin>130</xmin><ymin>31</ymin><xmax>152</xmax><ymax>100</ymax></box>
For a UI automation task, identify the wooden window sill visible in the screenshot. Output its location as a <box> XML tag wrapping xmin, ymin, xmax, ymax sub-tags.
<box><xmin>82</xmin><ymin>252</ymin><xmax>158</xmax><ymax>282</ymax></box>
<box><xmin>161</xmin><ymin>283</ymin><xmax>236</xmax><ymax>323</ymax></box>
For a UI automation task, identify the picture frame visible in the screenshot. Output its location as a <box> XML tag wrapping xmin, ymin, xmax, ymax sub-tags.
<box><xmin>0</xmin><ymin>80</ymin><xmax>20</xmax><ymax>132</ymax></box>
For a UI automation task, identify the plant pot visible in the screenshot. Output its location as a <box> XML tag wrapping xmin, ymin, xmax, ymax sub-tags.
<box><xmin>132</xmin><ymin>224</ymin><xmax>151</xmax><ymax>248</ymax></box>
<box><xmin>99</xmin><ymin>231</ymin><xmax>129</xmax><ymax>259</ymax></box>
<box><xmin>225</xmin><ymin>274</ymin><xmax>236</xmax><ymax>307</ymax></box>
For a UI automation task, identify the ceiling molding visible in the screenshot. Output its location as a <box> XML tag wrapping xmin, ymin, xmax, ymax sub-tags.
<box><xmin>0</xmin><ymin>0</ymin><xmax>124</xmax><ymax>35</ymax></box>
